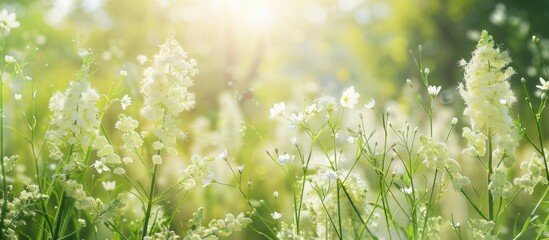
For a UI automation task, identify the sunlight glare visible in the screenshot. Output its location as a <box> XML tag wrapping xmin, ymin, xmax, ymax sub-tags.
<box><xmin>247</xmin><ymin>4</ymin><xmax>276</xmax><ymax>28</ymax></box>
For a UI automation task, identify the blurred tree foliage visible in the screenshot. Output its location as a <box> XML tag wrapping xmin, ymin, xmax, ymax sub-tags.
<box><xmin>3</xmin><ymin>0</ymin><xmax>549</xmax><ymax>104</ymax></box>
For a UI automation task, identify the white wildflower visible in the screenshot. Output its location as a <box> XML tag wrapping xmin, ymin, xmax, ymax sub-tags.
<box><xmin>316</xmin><ymin>95</ymin><xmax>337</xmax><ymax>112</ymax></box>
<box><xmin>537</xmin><ymin>77</ymin><xmax>549</xmax><ymax>91</ymax></box>
<box><xmin>152</xmin><ymin>155</ymin><xmax>163</xmax><ymax>165</ymax></box>
<box><xmin>122</xmin><ymin>157</ymin><xmax>133</xmax><ymax>165</ymax></box>
<box><xmin>459</xmin><ymin>30</ymin><xmax>520</xmax><ymax>167</ymax></box>
<box><xmin>4</xmin><ymin>55</ymin><xmax>16</xmax><ymax>63</ymax></box>
<box><xmin>277</xmin><ymin>153</ymin><xmax>295</xmax><ymax>166</ymax></box>
<box><xmin>120</xmin><ymin>95</ymin><xmax>131</xmax><ymax>110</ymax></box>
<box><xmin>365</xmin><ymin>98</ymin><xmax>376</xmax><ymax>109</ymax></box>
<box><xmin>113</xmin><ymin>167</ymin><xmax>126</xmax><ymax>175</ymax></box>
<box><xmin>48</xmin><ymin>66</ymin><xmax>100</xmax><ymax>149</ymax></box>
<box><xmin>271</xmin><ymin>212</ymin><xmax>282</xmax><ymax>220</ymax></box>
<box><xmin>290</xmin><ymin>137</ymin><xmax>297</xmax><ymax>145</ymax></box>
<box><xmin>120</xmin><ymin>70</ymin><xmax>128</xmax><ymax>77</ymax></box>
<box><xmin>216</xmin><ymin>150</ymin><xmax>228</xmax><ymax>161</ymax></box>
<box><xmin>340</xmin><ymin>86</ymin><xmax>359</xmax><ymax>109</ymax></box>
<box><xmin>288</xmin><ymin>113</ymin><xmax>304</xmax><ymax>130</ymax></box>
<box><xmin>140</xmin><ymin>35</ymin><xmax>197</xmax><ymax>154</ymax></box>
<box><xmin>202</xmin><ymin>173</ymin><xmax>215</xmax><ymax>187</ymax></box>
<box><xmin>14</xmin><ymin>93</ymin><xmax>21</xmax><ymax>100</ymax></box>
<box><xmin>0</xmin><ymin>9</ymin><xmax>20</xmax><ymax>32</ymax></box>
<box><xmin>137</xmin><ymin>54</ymin><xmax>148</xmax><ymax>65</ymax></box>
<box><xmin>427</xmin><ymin>85</ymin><xmax>441</xmax><ymax>96</ymax></box>
<box><xmin>77</xmin><ymin>218</ymin><xmax>86</xmax><ymax>226</ymax></box>
<box><xmin>92</xmin><ymin>160</ymin><xmax>110</xmax><ymax>173</ymax></box>
<box><xmin>102</xmin><ymin>181</ymin><xmax>116</xmax><ymax>191</ymax></box>
<box><xmin>269</xmin><ymin>102</ymin><xmax>285</xmax><ymax>118</ymax></box>
<box><xmin>488</xmin><ymin>166</ymin><xmax>512</xmax><ymax>198</ymax></box>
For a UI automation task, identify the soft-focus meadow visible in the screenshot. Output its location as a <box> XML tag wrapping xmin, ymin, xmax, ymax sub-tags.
<box><xmin>1</xmin><ymin>0</ymin><xmax>549</xmax><ymax>239</ymax></box>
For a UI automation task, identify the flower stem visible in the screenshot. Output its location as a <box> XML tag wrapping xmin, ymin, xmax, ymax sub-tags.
<box><xmin>487</xmin><ymin>129</ymin><xmax>494</xmax><ymax>222</ymax></box>
<box><xmin>52</xmin><ymin>191</ymin><xmax>67</xmax><ymax>240</ymax></box>
<box><xmin>141</xmin><ymin>163</ymin><xmax>159</xmax><ymax>238</ymax></box>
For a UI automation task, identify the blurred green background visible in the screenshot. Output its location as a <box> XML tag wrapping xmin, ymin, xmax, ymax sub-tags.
<box><xmin>2</xmin><ymin>0</ymin><xmax>549</xmax><ymax>238</ymax></box>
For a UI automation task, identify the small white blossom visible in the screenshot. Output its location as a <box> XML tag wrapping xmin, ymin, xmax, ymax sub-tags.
<box><xmin>427</xmin><ymin>85</ymin><xmax>441</xmax><ymax>96</ymax></box>
<box><xmin>236</xmin><ymin>165</ymin><xmax>244</xmax><ymax>173</ymax></box>
<box><xmin>92</xmin><ymin>160</ymin><xmax>110</xmax><ymax>173</ymax></box>
<box><xmin>0</xmin><ymin>9</ymin><xmax>20</xmax><ymax>32</ymax></box>
<box><xmin>216</xmin><ymin>150</ymin><xmax>228</xmax><ymax>161</ymax></box>
<box><xmin>406</xmin><ymin>79</ymin><xmax>413</xmax><ymax>86</ymax></box>
<box><xmin>273</xmin><ymin>191</ymin><xmax>279</xmax><ymax>198</ymax></box>
<box><xmin>77</xmin><ymin>48</ymin><xmax>90</xmax><ymax>58</ymax></box>
<box><xmin>537</xmin><ymin>77</ymin><xmax>549</xmax><ymax>91</ymax></box>
<box><xmin>365</xmin><ymin>98</ymin><xmax>375</xmax><ymax>109</ymax></box>
<box><xmin>102</xmin><ymin>181</ymin><xmax>116</xmax><ymax>191</ymax></box>
<box><xmin>270</xmin><ymin>102</ymin><xmax>285</xmax><ymax>118</ymax></box>
<box><xmin>120</xmin><ymin>70</ymin><xmax>128</xmax><ymax>77</ymax></box>
<box><xmin>290</xmin><ymin>137</ymin><xmax>297</xmax><ymax>145</ymax></box>
<box><xmin>203</xmin><ymin>173</ymin><xmax>215</xmax><ymax>187</ymax></box>
<box><xmin>14</xmin><ymin>93</ymin><xmax>22</xmax><ymax>100</ymax></box>
<box><xmin>77</xmin><ymin>218</ymin><xmax>86</xmax><ymax>226</ymax></box>
<box><xmin>277</xmin><ymin>153</ymin><xmax>295</xmax><ymax>166</ymax></box>
<box><xmin>137</xmin><ymin>54</ymin><xmax>148</xmax><ymax>65</ymax></box>
<box><xmin>152</xmin><ymin>155</ymin><xmax>162</xmax><ymax>165</ymax></box>
<box><xmin>340</xmin><ymin>86</ymin><xmax>359</xmax><ymax>109</ymax></box>
<box><xmin>122</xmin><ymin>157</ymin><xmax>133</xmax><ymax>165</ymax></box>
<box><xmin>271</xmin><ymin>212</ymin><xmax>282</xmax><ymax>220</ymax></box>
<box><xmin>451</xmin><ymin>117</ymin><xmax>458</xmax><ymax>125</ymax></box>
<box><xmin>120</xmin><ymin>95</ymin><xmax>131</xmax><ymax>110</ymax></box>
<box><xmin>288</xmin><ymin>113</ymin><xmax>304</xmax><ymax>130</ymax></box>
<box><xmin>113</xmin><ymin>167</ymin><xmax>125</xmax><ymax>175</ymax></box>
<box><xmin>4</xmin><ymin>55</ymin><xmax>16</xmax><ymax>63</ymax></box>
<box><xmin>152</xmin><ymin>141</ymin><xmax>163</xmax><ymax>151</ymax></box>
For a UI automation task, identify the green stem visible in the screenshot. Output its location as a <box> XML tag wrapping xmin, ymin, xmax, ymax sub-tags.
<box><xmin>141</xmin><ymin>163</ymin><xmax>159</xmax><ymax>238</ymax></box>
<box><xmin>52</xmin><ymin>191</ymin><xmax>67</xmax><ymax>240</ymax></box>
<box><xmin>488</xmin><ymin>129</ymin><xmax>494</xmax><ymax>222</ymax></box>
<box><xmin>421</xmin><ymin>169</ymin><xmax>438</xmax><ymax>238</ymax></box>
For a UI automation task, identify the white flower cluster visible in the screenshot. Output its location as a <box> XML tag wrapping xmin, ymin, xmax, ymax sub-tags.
<box><xmin>289</xmin><ymin>171</ymin><xmax>375</xmax><ymax>239</ymax></box>
<box><xmin>91</xmin><ymin>135</ymin><xmax>123</xmax><ymax>174</ymax></box>
<box><xmin>269</xmin><ymin>86</ymin><xmax>368</xmax><ymax>131</ymax></box>
<box><xmin>47</xmin><ymin>61</ymin><xmax>100</xmax><ymax>154</ymax></box>
<box><xmin>60</xmin><ymin>179</ymin><xmax>125</xmax><ymax>223</ymax></box>
<box><xmin>514</xmin><ymin>152</ymin><xmax>548</xmax><ymax>194</ymax></box>
<box><xmin>468</xmin><ymin>219</ymin><xmax>497</xmax><ymax>240</ymax></box>
<box><xmin>459</xmin><ymin>30</ymin><xmax>520</xmax><ymax>167</ymax></box>
<box><xmin>115</xmin><ymin>114</ymin><xmax>143</xmax><ymax>150</ymax></box>
<box><xmin>1</xmin><ymin>155</ymin><xmax>19</xmax><ymax>174</ymax></box>
<box><xmin>0</xmin><ymin>184</ymin><xmax>48</xmax><ymax>239</ymax></box>
<box><xmin>177</xmin><ymin>154</ymin><xmax>215</xmax><ymax>190</ymax></box>
<box><xmin>488</xmin><ymin>167</ymin><xmax>512</xmax><ymax>198</ymax></box>
<box><xmin>140</xmin><ymin>35</ymin><xmax>197</xmax><ymax>154</ymax></box>
<box><xmin>418</xmin><ymin>135</ymin><xmax>470</xmax><ymax>191</ymax></box>
<box><xmin>184</xmin><ymin>207</ymin><xmax>252</xmax><ymax>240</ymax></box>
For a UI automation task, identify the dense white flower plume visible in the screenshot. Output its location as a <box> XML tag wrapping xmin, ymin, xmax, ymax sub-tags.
<box><xmin>459</xmin><ymin>30</ymin><xmax>520</xmax><ymax>167</ymax></box>
<box><xmin>140</xmin><ymin>35</ymin><xmax>198</xmax><ymax>154</ymax></box>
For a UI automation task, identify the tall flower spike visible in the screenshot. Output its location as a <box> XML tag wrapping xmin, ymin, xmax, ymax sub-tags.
<box><xmin>140</xmin><ymin>34</ymin><xmax>198</xmax><ymax>154</ymax></box>
<box><xmin>459</xmin><ymin>30</ymin><xmax>520</xmax><ymax>167</ymax></box>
